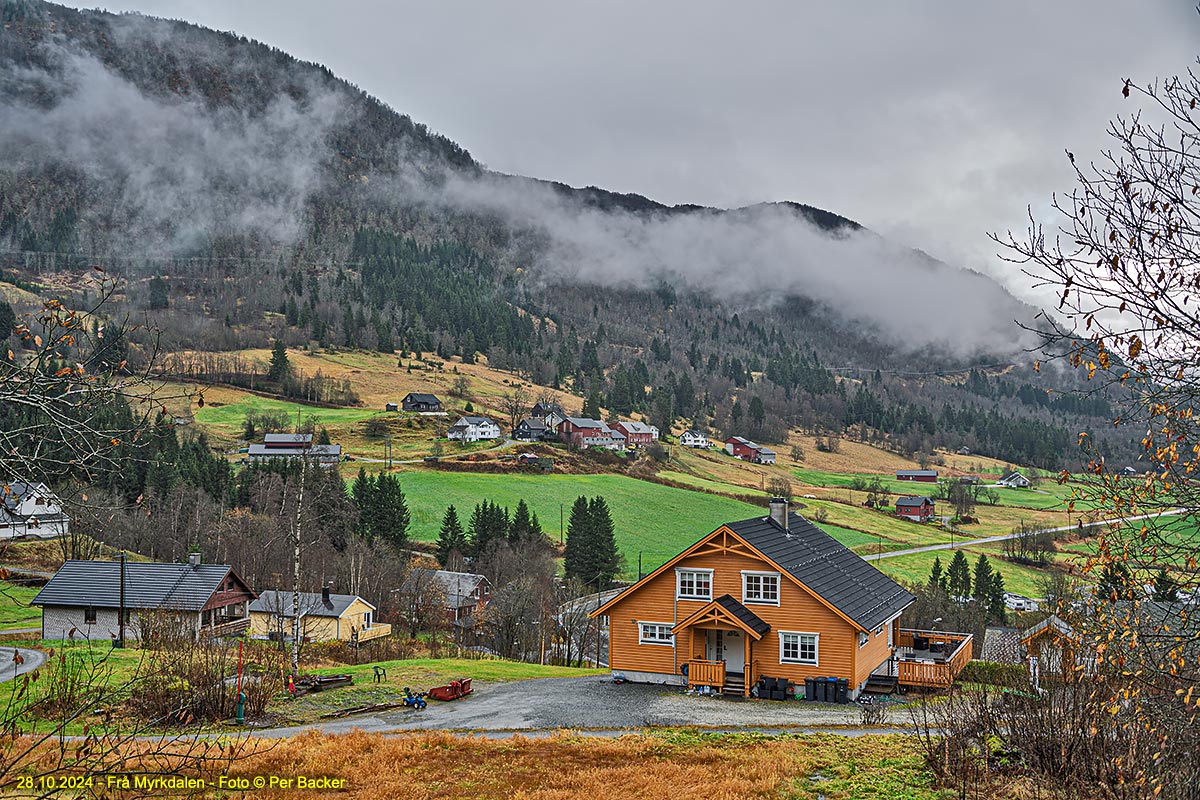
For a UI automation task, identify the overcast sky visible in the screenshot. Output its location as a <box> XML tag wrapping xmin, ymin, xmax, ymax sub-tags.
<box><xmin>60</xmin><ymin>1</ymin><xmax>1199</xmax><ymax>303</ymax></box>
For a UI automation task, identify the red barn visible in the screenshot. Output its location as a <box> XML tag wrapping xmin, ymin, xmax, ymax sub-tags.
<box><xmin>611</xmin><ymin>420</ymin><xmax>658</xmax><ymax>448</ymax></box>
<box><xmin>895</xmin><ymin>496</ymin><xmax>935</xmax><ymax>522</ymax></box>
<box><xmin>896</xmin><ymin>469</ymin><xmax>938</xmax><ymax>483</ymax></box>
<box><xmin>724</xmin><ymin>436</ymin><xmax>759</xmax><ymax>459</ymax></box>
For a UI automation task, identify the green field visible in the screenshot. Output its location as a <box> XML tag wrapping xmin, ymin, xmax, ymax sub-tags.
<box><xmin>0</xmin><ymin>582</ymin><xmax>40</xmax><ymax>631</ymax></box>
<box><xmin>874</xmin><ymin>544</ymin><xmax>1055</xmax><ymax>597</ymax></box>
<box><xmin>395</xmin><ymin>470</ymin><xmax>762</xmax><ymax>576</ymax></box>
<box><xmin>196</xmin><ymin>394</ymin><xmax>383</xmax><ymax>432</ymax></box>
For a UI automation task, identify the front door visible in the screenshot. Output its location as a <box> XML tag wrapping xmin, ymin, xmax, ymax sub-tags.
<box><xmin>706</xmin><ymin>630</ymin><xmax>745</xmax><ymax>673</ymax></box>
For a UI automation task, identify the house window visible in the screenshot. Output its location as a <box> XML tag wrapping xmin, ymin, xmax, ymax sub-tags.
<box><xmin>859</xmin><ymin>631</ymin><xmax>869</xmax><ymax>648</ymax></box>
<box><xmin>84</xmin><ymin>607</ymin><xmax>97</xmax><ymax>624</ymax></box>
<box><xmin>363</xmin><ymin>611</ymin><xmax>373</xmax><ymax>629</ymax></box>
<box><xmin>780</xmin><ymin>631</ymin><xmax>819</xmax><ymax>665</ymax></box>
<box><xmin>639</xmin><ymin>622</ymin><xmax>674</xmax><ymax>645</ymax></box>
<box><xmin>742</xmin><ymin>571</ymin><xmax>780</xmax><ymax>605</ymax></box>
<box><xmin>676</xmin><ymin>569</ymin><xmax>713</xmax><ymax>600</ymax></box>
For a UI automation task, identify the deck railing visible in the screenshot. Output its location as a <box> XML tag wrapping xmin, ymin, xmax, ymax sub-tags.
<box><xmin>355</xmin><ymin>623</ymin><xmax>392</xmax><ymax>643</ymax></box>
<box><xmin>686</xmin><ymin>659</ymin><xmax>725</xmax><ymax>691</ymax></box>
<box><xmin>203</xmin><ymin>617</ymin><xmax>251</xmax><ymax>638</ymax></box>
<box><xmin>895</xmin><ymin>628</ymin><xmax>974</xmax><ymax>689</ymax></box>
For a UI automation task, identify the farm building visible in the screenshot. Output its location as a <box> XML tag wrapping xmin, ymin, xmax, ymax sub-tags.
<box><xmin>249</xmin><ymin>587</ymin><xmax>390</xmax><ymax>644</ymax></box>
<box><xmin>385</xmin><ymin>402</ymin><xmax>399</xmax><ymax>412</ymax></box>
<box><xmin>593</xmin><ymin>500</ymin><xmax>970</xmax><ymax>699</ymax></box>
<box><xmin>1</xmin><ymin>481</ymin><xmax>70</xmax><ymax>540</ymax></box>
<box><xmin>402</xmin><ymin>393</ymin><xmax>442</xmax><ymax>412</ymax></box>
<box><xmin>894</xmin><ymin>496</ymin><xmax>935</xmax><ymax>522</ymax></box>
<box><xmin>680</xmin><ymin>429</ymin><xmax>710</xmax><ymax>449</ymax></box>
<box><xmin>247</xmin><ymin>441</ymin><xmax>341</xmax><ymax>467</ymax></box>
<box><xmin>557</xmin><ymin>417</ymin><xmax>622</xmax><ymax>450</ymax></box>
<box><xmin>611</xmin><ymin>420</ymin><xmax>659</xmax><ymax>448</ymax></box>
<box><xmin>896</xmin><ymin>469</ymin><xmax>938</xmax><ymax>483</ymax></box>
<box><xmin>33</xmin><ymin>554</ymin><xmax>256</xmax><ymax>641</ymax></box>
<box><xmin>997</xmin><ymin>470</ymin><xmax>1032</xmax><ymax>488</ymax></box>
<box><xmin>402</xmin><ymin>569</ymin><xmax>491</xmax><ymax>629</ymax></box>
<box><xmin>447</xmin><ymin>416</ymin><xmax>503</xmax><ymax>442</ymax></box>
<box><xmin>724</xmin><ymin>436</ymin><xmax>776</xmax><ymax>464</ymax></box>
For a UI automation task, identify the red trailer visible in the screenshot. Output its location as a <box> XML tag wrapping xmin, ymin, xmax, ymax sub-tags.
<box><xmin>427</xmin><ymin>678</ymin><xmax>472</xmax><ymax>701</ymax></box>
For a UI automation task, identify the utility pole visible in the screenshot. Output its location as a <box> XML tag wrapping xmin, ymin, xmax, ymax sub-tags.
<box><xmin>559</xmin><ymin>503</ymin><xmax>564</xmax><ymax>545</ymax></box>
<box><xmin>290</xmin><ymin>456</ymin><xmax>308</xmax><ymax>679</ymax></box>
<box><xmin>116</xmin><ymin>550</ymin><xmax>126</xmax><ymax>648</ymax></box>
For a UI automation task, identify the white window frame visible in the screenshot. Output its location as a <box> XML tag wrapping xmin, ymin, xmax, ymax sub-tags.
<box><xmin>779</xmin><ymin>630</ymin><xmax>819</xmax><ymax>666</ymax></box>
<box><xmin>675</xmin><ymin>568</ymin><xmax>713</xmax><ymax>600</ymax></box>
<box><xmin>741</xmin><ymin>570</ymin><xmax>781</xmax><ymax>606</ymax></box>
<box><xmin>363</xmin><ymin>610</ymin><xmax>373</xmax><ymax>629</ymax></box>
<box><xmin>859</xmin><ymin>631</ymin><xmax>869</xmax><ymax>648</ymax></box>
<box><xmin>638</xmin><ymin>621</ymin><xmax>675</xmax><ymax>646</ymax></box>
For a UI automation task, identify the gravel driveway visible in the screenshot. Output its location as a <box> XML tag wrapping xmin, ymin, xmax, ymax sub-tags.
<box><xmin>255</xmin><ymin>676</ymin><xmax>885</xmax><ymax>739</ymax></box>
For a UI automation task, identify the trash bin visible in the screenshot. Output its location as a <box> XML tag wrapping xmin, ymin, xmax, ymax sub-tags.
<box><xmin>804</xmin><ymin>677</ymin><xmax>815</xmax><ymax>701</ymax></box>
<box><xmin>836</xmin><ymin>678</ymin><xmax>849</xmax><ymax>704</ymax></box>
<box><xmin>814</xmin><ymin>676</ymin><xmax>827</xmax><ymax>702</ymax></box>
<box><xmin>825</xmin><ymin>676</ymin><xmax>838</xmax><ymax>702</ymax></box>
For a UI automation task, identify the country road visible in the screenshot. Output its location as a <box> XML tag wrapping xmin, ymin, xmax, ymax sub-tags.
<box><xmin>0</xmin><ymin>646</ymin><xmax>45</xmax><ymax>684</ymax></box>
<box><xmin>874</xmin><ymin>508</ymin><xmax>1186</xmax><ymax>561</ymax></box>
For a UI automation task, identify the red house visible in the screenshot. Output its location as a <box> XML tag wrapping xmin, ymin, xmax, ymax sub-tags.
<box><xmin>557</xmin><ymin>417</ymin><xmax>621</xmax><ymax>449</ymax></box>
<box><xmin>724</xmin><ymin>436</ymin><xmax>758</xmax><ymax>459</ymax></box>
<box><xmin>895</xmin><ymin>496</ymin><xmax>936</xmax><ymax>522</ymax></box>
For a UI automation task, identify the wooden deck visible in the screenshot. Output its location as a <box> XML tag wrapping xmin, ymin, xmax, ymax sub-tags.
<box><xmin>891</xmin><ymin>628</ymin><xmax>973</xmax><ymax>690</ymax></box>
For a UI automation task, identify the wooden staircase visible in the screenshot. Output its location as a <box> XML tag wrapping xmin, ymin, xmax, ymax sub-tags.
<box><xmin>723</xmin><ymin>672</ymin><xmax>746</xmax><ymax>697</ymax></box>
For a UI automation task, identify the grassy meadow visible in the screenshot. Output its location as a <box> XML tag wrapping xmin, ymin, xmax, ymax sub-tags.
<box><xmin>0</xmin><ymin>582</ymin><xmax>40</xmax><ymax>631</ymax></box>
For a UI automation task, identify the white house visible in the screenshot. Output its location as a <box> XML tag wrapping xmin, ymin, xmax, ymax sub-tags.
<box><xmin>1004</xmin><ymin>592</ymin><xmax>1039</xmax><ymax>612</ymax></box>
<box><xmin>997</xmin><ymin>470</ymin><xmax>1032</xmax><ymax>489</ymax></box>
<box><xmin>679</xmin><ymin>429</ymin><xmax>710</xmax><ymax>449</ymax></box>
<box><xmin>0</xmin><ymin>481</ymin><xmax>70</xmax><ymax>540</ymax></box>
<box><xmin>448</xmin><ymin>416</ymin><xmax>502</xmax><ymax>442</ymax></box>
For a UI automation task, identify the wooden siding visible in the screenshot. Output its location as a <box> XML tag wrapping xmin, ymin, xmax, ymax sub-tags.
<box><xmin>604</xmin><ymin>530</ymin><xmax>860</xmax><ymax>685</ymax></box>
<box><xmin>852</xmin><ymin>617</ymin><xmax>897</xmax><ymax>687</ymax></box>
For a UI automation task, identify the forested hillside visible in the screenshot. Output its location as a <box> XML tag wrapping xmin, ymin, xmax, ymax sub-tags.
<box><xmin>0</xmin><ymin>0</ymin><xmax>1139</xmax><ymax>467</ymax></box>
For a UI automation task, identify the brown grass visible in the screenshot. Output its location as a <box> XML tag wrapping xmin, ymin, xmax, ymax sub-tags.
<box><xmin>223</xmin><ymin>730</ymin><xmax>937</xmax><ymax>800</ymax></box>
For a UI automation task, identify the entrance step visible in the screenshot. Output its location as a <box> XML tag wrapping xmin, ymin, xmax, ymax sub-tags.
<box><xmin>723</xmin><ymin>672</ymin><xmax>745</xmax><ymax>697</ymax></box>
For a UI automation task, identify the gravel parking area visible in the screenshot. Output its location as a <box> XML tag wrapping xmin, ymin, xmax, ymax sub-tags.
<box><xmin>256</xmin><ymin>676</ymin><xmax>891</xmax><ymax>739</ymax></box>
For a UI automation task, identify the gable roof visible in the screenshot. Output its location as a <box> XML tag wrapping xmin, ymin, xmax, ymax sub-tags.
<box><xmin>264</xmin><ymin>433</ymin><xmax>312</xmax><ymax>446</ymax></box>
<box><xmin>598</xmin><ymin>512</ymin><xmax>914</xmax><ymax>632</ymax></box>
<box><xmin>674</xmin><ymin>594</ymin><xmax>772</xmax><ymax>640</ymax></box>
<box><xmin>249</xmin><ymin>589</ymin><xmax>370</xmax><ymax>619</ymax></box>
<box><xmin>1020</xmin><ymin>614</ymin><xmax>1077</xmax><ymax>645</ymax></box>
<box><xmin>33</xmin><ymin>560</ymin><xmax>255</xmax><ymax>612</ymax></box>
<box><xmin>1</xmin><ymin>481</ymin><xmax>52</xmax><ymax>511</ymax></box>
<box><xmin>1000</xmin><ymin>470</ymin><xmax>1028</xmax><ymax>482</ymax></box>
<box><xmin>896</xmin><ymin>496</ymin><xmax>934</xmax><ymax>506</ymax></box>
<box><xmin>403</xmin><ymin>393</ymin><xmax>441</xmax><ymax>404</ymax></box>
<box><xmin>451</xmin><ymin>416</ymin><xmax>497</xmax><ymax>427</ymax></box>
<box><xmin>681</xmin><ymin>429</ymin><xmax>707</xmax><ymax>438</ymax></box>
<box><xmin>517</xmin><ymin>417</ymin><xmax>547</xmax><ymax>429</ymax></box>
<box><xmin>404</xmin><ymin>569</ymin><xmax>489</xmax><ymax>608</ymax></box>
<box><xmin>563</xmin><ymin>416</ymin><xmax>607</xmax><ymax>429</ymax></box>
<box><xmin>531</xmin><ymin>401</ymin><xmax>564</xmax><ymax>414</ymax></box>
<box><xmin>615</xmin><ymin>420</ymin><xmax>656</xmax><ymax>435</ymax></box>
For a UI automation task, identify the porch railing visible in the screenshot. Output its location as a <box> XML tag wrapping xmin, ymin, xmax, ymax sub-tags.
<box><xmin>895</xmin><ymin>628</ymin><xmax>974</xmax><ymax>689</ymax></box>
<box><xmin>686</xmin><ymin>659</ymin><xmax>725</xmax><ymax>691</ymax></box>
<box><xmin>203</xmin><ymin>617</ymin><xmax>251</xmax><ymax>638</ymax></box>
<box><xmin>354</xmin><ymin>623</ymin><xmax>392</xmax><ymax>643</ymax></box>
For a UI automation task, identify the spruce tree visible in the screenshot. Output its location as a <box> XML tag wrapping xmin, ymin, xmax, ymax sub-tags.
<box><xmin>436</xmin><ymin>505</ymin><xmax>467</xmax><ymax>566</ymax></box>
<box><xmin>469</xmin><ymin>500</ymin><xmax>508</xmax><ymax>557</ymax></box>
<box><xmin>947</xmin><ymin>550</ymin><xmax>971</xmax><ymax>600</ymax></box>
<box><xmin>972</xmin><ymin>553</ymin><xmax>994</xmax><ymax>606</ymax></box>
<box><xmin>372</xmin><ymin>473</ymin><xmax>410</xmax><ymax>549</ymax></box>
<box><xmin>563</xmin><ymin>496</ymin><xmax>591</xmax><ymax>581</ymax></box>
<box><xmin>585</xmin><ymin>496</ymin><xmax>620</xmax><ymax>587</ymax></box>
<box><xmin>1152</xmin><ymin>567</ymin><xmax>1179</xmax><ymax>602</ymax></box>
<box><xmin>928</xmin><ymin>557</ymin><xmax>945</xmax><ymax>594</ymax></box>
<box><xmin>508</xmin><ymin>499</ymin><xmax>536</xmax><ymax>544</ymax></box>
<box><xmin>988</xmin><ymin>570</ymin><xmax>1007</xmax><ymax>620</ymax></box>
<box><xmin>268</xmin><ymin>338</ymin><xmax>291</xmax><ymax>381</ymax></box>
<box><xmin>350</xmin><ymin>467</ymin><xmax>376</xmax><ymax>538</ymax></box>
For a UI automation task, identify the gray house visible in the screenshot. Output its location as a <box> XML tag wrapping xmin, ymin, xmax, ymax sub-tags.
<box><xmin>0</xmin><ymin>481</ymin><xmax>70</xmax><ymax>540</ymax></box>
<box><xmin>32</xmin><ymin>555</ymin><xmax>257</xmax><ymax>641</ymax></box>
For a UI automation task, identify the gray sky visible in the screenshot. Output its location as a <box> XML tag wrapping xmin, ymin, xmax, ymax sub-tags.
<box><xmin>59</xmin><ymin>0</ymin><xmax>1200</xmax><ymax>303</ymax></box>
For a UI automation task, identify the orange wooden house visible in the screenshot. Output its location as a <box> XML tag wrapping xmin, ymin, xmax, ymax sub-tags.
<box><xmin>593</xmin><ymin>500</ymin><xmax>916</xmax><ymax>699</ymax></box>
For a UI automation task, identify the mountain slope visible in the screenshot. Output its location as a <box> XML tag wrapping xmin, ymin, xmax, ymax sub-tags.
<box><xmin>0</xmin><ymin>0</ymin><xmax>1129</xmax><ymax>467</ymax></box>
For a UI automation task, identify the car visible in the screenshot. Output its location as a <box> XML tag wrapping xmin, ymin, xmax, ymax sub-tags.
<box><xmin>343</xmin><ymin>454</ymin><xmax>356</xmax><ymax>462</ymax></box>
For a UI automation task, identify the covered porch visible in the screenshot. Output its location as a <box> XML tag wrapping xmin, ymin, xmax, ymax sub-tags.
<box><xmin>673</xmin><ymin>595</ymin><xmax>770</xmax><ymax>697</ymax></box>
<box><xmin>873</xmin><ymin>628</ymin><xmax>974</xmax><ymax>690</ymax></box>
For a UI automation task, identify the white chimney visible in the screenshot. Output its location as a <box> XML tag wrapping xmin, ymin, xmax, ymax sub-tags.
<box><xmin>188</xmin><ymin>552</ymin><xmax>201</xmax><ymax>568</ymax></box>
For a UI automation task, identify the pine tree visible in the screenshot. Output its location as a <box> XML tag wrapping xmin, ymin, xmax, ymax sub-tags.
<box><xmin>469</xmin><ymin>500</ymin><xmax>508</xmax><ymax>557</ymax></box>
<box><xmin>988</xmin><ymin>570</ymin><xmax>1007</xmax><ymax>621</ymax></box>
<box><xmin>436</xmin><ymin>505</ymin><xmax>467</xmax><ymax>566</ymax></box>
<box><xmin>947</xmin><ymin>550</ymin><xmax>971</xmax><ymax>600</ymax></box>
<box><xmin>1099</xmin><ymin>561</ymin><xmax>1132</xmax><ymax>600</ymax></box>
<box><xmin>563</xmin><ymin>495</ymin><xmax>591</xmax><ymax>581</ymax></box>
<box><xmin>268</xmin><ymin>338</ymin><xmax>291</xmax><ymax>382</ymax></box>
<box><xmin>317</xmin><ymin>427</ymin><xmax>332</xmax><ymax>445</ymax></box>
<box><xmin>508</xmin><ymin>499</ymin><xmax>539</xmax><ymax>544</ymax></box>
<box><xmin>1152</xmin><ymin>567</ymin><xmax>1179</xmax><ymax>602</ymax></box>
<box><xmin>350</xmin><ymin>468</ymin><xmax>376</xmax><ymax>539</ymax></box>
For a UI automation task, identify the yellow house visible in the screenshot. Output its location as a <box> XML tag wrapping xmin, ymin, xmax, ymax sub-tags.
<box><xmin>249</xmin><ymin>588</ymin><xmax>391</xmax><ymax>644</ymax></box>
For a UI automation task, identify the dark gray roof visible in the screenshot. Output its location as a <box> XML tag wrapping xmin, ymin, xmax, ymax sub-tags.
<box><xmin>33</xmin><ymin>560</ymin><xmax>251</xmax><ymax>612</ymax></box>
<box><xmin>404</xmin><ymin>393</ymin><xmax>441</xmax><ymax>404</ymax></box>
<box><xmin>403</xmin><ymin>569</ymin><xmax>488</xmax><ymax>607</ymax></box>
<box><xmin>249</xmin><ymin>590</ymin><xmax>370</xmax><ymax>618</ymax></box>
<box><xmin>563</xmin><ymin>417</ymin><xmax>607</xmax><ymax>428</ymax></box>
<box><xmin>713</xmin><ymin>594</ymin><xmax>771</xmax><ymax>637</ymax></box>
<box><xmin>2</xmin><ymin>481</ymin><xmax>47</xmax><ymax>511</ymax></box>
<box><xmin>896</xmin><ymin>496</ymin><xmax>933</xmax><ymax>506</ymax></box>
<box><xmin>726</xmin><ymin>512</ymin><xmax>914</xmax><ymax>631</ymax></box>
<box><xmin>517</xmin><ymin>417</ymin><xmax>547</xmax><ymax>430</ymax></box>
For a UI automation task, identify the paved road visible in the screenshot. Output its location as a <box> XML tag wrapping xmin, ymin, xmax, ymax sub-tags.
<box><xmin>875</xmin><ymin>508</ymin><xmax>1186</xmax><ymax>561</ymax></box>
<box><xmin>0</xmin><ymin>646</ymin><xmax>46</xmax><ymax>683</ymax></box>
<box><xmin>252</xmin><ymin>676</ymin><xmax>868</xmax><ymax>739</ymax></box>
